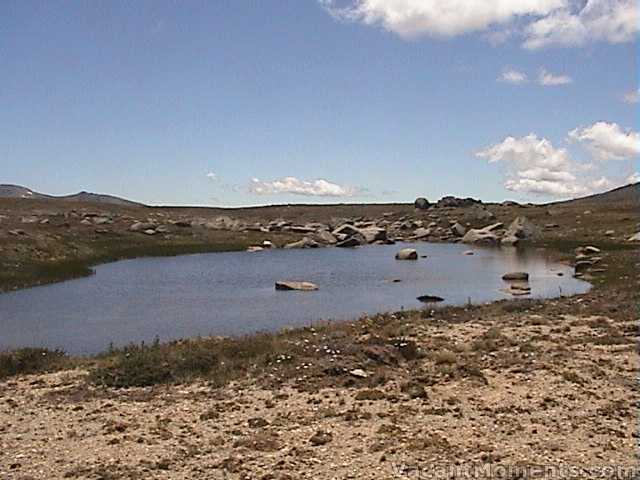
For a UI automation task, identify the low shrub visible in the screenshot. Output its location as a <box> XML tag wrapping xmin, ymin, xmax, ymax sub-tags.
<box><xmin>0</xmin><ymin>348</ymin><xmax>68</xmax><ymax>379</ymax></box>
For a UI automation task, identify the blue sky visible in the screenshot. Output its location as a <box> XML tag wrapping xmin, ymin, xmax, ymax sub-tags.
<box><xmin>1</xmin><ymin>0</ymin><xmax>638</xmax><ymax>206</ymax></box>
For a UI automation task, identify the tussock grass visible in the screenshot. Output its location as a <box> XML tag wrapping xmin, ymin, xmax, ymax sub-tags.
<box><xmin>89</xmin><ymin>333</ymin><xmax>300</xmax><ymax>388</ymax></box>
<box><xmin>0</xmin><ymin>348</ymin><xmax>69</xmax><ymax>379</ymax></box>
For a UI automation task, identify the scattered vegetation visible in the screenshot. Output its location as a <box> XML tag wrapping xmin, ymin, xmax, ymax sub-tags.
<box><xmin>89</xmin><ymin>333</ymin><xmax>300</xmax><ymax>388</ymax></box>
<box><xmin>0</xmin><ymin>348</ymin><xmax>69</xmax><ymax>379</ymax></box>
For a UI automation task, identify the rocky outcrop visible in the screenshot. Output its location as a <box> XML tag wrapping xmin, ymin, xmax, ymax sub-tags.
<box><xmin>461</xmin><ymin>223</ymin><xmax>503</xmax><ymax>245</ymax></box>
<box><xmin>314</xmin><ymin>230</ymin><xmax>338</xmax><ymax>245</ymax></box>
<box><xmin>436</xmin><ymin>196</ymin><xmax>481</xmax><ymax>208</ymax></box>
<box><xmin>501</xmin><ymin>216</ymin><xmax>538</xmax><ymax>246</ymax></box>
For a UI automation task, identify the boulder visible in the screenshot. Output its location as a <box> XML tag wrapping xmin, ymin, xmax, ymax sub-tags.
<box><xmin>395</xmin><ymin>248</ymin><xmax>418</xmax><ymax>260</ymax></box>
<box><xmin>417</xmin><ymin>295</ymin><xmax>445</xmax><ymax>303</ymax></box>
<box><xmin>451</xmin><ymin>222</ymin><xmax>467</xmax><ymax>237</ymax></box>
<box><xmin>501</xmin><ymin>216</ymin><xmax>538</xmax><ymax>246</ymax></box>
<box><xmin>574</xmin><ymin>260</ymin><xmax>593</xmax><ymax>273</ymax></box>
<box><xmin>247</xmin><ymin>246</ymin><xmax>264</xmax><ymax>253</ymax></box>
<box><xmin>436</xmin><ymin>196</ymin><xmax>481</xmax><ymax>208</ymax></box>
<box><xmin>283</xmin><ymin>237</ymin><xmax>319</xmax><ymax>249</ymax></box>
<box><xmin>628</xmin><ymin>232</ymin><xmax>640</xmax><ymax>242</ymax></box>
<box><xmin>461</xmin><ymin>224</ymin><xmax>501</xmax><ymax>245</ymax></box>
<box><xmin>332</xmin><ymin>224</ymin><xmax>360</xmax><ymax>237</ymax></box>
<box><xmin>314</xmin><ymin>230</ymin><xmax>338</xmax><ymax>245</ymax></box>
<box><xmin>502</xmin><ymin>272</ymin><xmax>529</xmax><ymax>281</ymax></box>
<box><xmin>414</xmin><ymin>197</ymin><xmax>430</xmax><ymax>210</ymax></box>
<box><xmin>412</xmin><ymin>227</ymin><xmax>431</xmax><ymax>239</ymax></box>
<box><xmin>275</xmin><ymin>281</ymin><xmax>319</xmax><ymax>291</ymax></box>
<box><xmin>335</xmin><ymin>236</ymin><xmax>364</xmax><ymax>248</ymax></box>
<box><xmin>289</xmin><ymin>225</ymin><xmax>317</xmax><ymax>234</ymax></box>
<box><xmin>359</xmin><ymin>227</ymin><xmax>387</xmax><ymax>244</ymax></box>
<box><xmin>130</xmin><ymin>222</ymin><xmax>154</xmax><ymax>232</ymax></box>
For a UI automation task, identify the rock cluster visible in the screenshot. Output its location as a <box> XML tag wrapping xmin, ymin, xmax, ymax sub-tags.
<box><xmin>461</xmin><ymin>216</ymin><xmax>538</xmax><ymax>246</ymax></box>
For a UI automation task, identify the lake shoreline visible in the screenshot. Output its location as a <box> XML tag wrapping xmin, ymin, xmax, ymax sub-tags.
<box><xmin>1</xmin><ymin>190</ymin><xmax>638</xmax><ymax>478</ymax></box>
<box><xmin>0</xmin><ymin>245</ymin><xmax>636</xmax><ymax>477</ymax></box>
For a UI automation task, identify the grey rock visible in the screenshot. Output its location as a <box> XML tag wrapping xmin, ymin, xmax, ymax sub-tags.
<box><xmin>502</xmin><ymin>272</ymin><xmax>529</xmax><ymax>281</ymax></box>
<box><xmin>283</xmin><ymin>237</ymin><xmax>320</xmax><ymax>249</ymax></box>
<box><xmin>414</xmin><ymin>197</ymin><xmax>430</xmax><ymax>210</ymax></box>
<box><xmin>275</xmin><ymin>281</ymin><xmax>319</xmax><ymax>291</ymax></box>
<box><xmin>451</xmin><ymin>222</ymin><xmax>467</xmax><ymax>237</ymax></box>
<box><xmin>412</xmin><ymin>227</ymin><xmax>431</xmax><ymax>239</ymax></box>
<box><xmin>501</xmin><ymin>216</ymin><xmax>538</xmax><ymax>246</ymax></box>
<box><xmin>395</xmin><ymin>248</ymin><xmax>418</xmax><ymax>260</ymax></box>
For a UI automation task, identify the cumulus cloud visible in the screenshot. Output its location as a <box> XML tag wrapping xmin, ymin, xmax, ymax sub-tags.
<box><xmin>499</xmin><ymin>68</ymin><xmax>528</xmax><ymax>84</ymax></box>
<box><xmin>538</xmin><ymin>68</ymin><xmax>573</xmax><ymax>85</ymax></box>
<box><xmin>523</xmin><ymin>0</ymin><xmax>639</xmax><ymax>49</ymax></box>
<box><xmin>319</xmin><ymin>0</ymin><xmax>565</xmax><ymax>38</ymax></box>
<box><xmin>627</xmin><ymin>171</ymin><xmax>640</xmax><ymax>183</ymax></box>
<box><xmin>568</xmin><ymin>121</ymin><xmax>640</xmax><ymax>160</ymax></box>
<box><xmin>622</xmin><ymin>88</ymin><xmax>640</xmax><ymax>104</ymax></box>
<box><xmin>320</xmin><ymin>0</ymin><xmax>638</xmax><ymax>48</ymax></box>
<box><xmin>476</xmin><ymin>133</ymin><xmax>618</xmax><ymax>198</ymax></box>
<box><xmin>206</xmin><ymin>171</ymin><xmax>218</xmax><ymax>181</ymax></box>
<box><xmin>248</xmin><ymin>176</ymin><xmax>358</xmax><ymax>197</ymax></box>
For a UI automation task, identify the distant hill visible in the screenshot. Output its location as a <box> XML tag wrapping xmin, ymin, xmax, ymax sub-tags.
<box><xmin>0</xmin><ymin>184</ymin><xmax>143</xmax><ymax>207</ymax></box>
<box><xmin>549</xmin><ymin>182</ymin><xmax>639</xmax><ymax>207</ymax></box>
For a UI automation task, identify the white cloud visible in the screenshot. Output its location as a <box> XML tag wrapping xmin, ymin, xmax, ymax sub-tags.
<box><xmin>485</xmin><ymin>29</ymin><xmax>512</xmax><ymax>46</ymax></box>
<box><xmin>623</xmin><ymin>88</ymin><xmax>640</xmax><ymax>104</ymax></box>
<box><xmin>568</xmin><ymin>121</ymin><xmax>640</xmax><ymax>160</ymax></box>
<box><xmin>523</xmin><ymin>0</ymin><xmax>639</xmax><ymax>49</ymax></box>
<box><xmin>249</xmin><ymin>176</ymin><xmax>358</xmax><ymax>197</ymax></box>
<box><xmin>206</xmin><ymin>171</ymin><xmax>218</xmax><ymax>181</ymax></box>
<box><xmin>538</xmin><ymin>68</ymin><xmax>573</xmax><ymax>85</ymax></box>
<box><xmin>499</xmin><ymin>68</ymin><xmax>528</xmax><ymax>84</ymax></box>
<box><xmin>320</xmin><ymin>0</ymin><xmax>565</xmax><ymax>38</ymax></box>
<box><xmin>320</xmin><ymin>0</ymin><xmax>639</xmax><ymax>48</ymax></box>
<box><xmin>476</xmin><ymin>133</ymin><xmax>618</xmax><ymax>198</ymax></box>
<box><xmin>626</xmin><ymin>172</ymin><xmax>640</xmax><ymax>183</ymax></box>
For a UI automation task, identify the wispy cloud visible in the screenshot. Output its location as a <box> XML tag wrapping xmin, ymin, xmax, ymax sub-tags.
<box><xmin>206</xmin><ymin>171</ymin><xmax>218</xmax><ymax>181</ymax></box>
<box><xmin>537</xmin><ymin>68</ymin><xmax>573</xmax><ymax>86</ymax></box>
<box><xmin>622</xmin><ymin>88</ymin><xmax>640</xmax><ymax>104</ymax></box>
<box><xmin>498</xmin><ymin>68</ymin><xmax>528</xmax><ymax>84</ymax></box>
<box><xmin>248</xmin><ymin>176</ymin><xmax>359</xmax><ymax>197</ymax></box>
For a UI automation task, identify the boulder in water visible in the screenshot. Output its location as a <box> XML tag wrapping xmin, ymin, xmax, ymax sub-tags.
<box><xmin>502</xmin><ymin>272</ymin><xmax>529</xmax><ymax>281</ymax></box>
<box><xmin>275</xmin><ymin>281</ymin><xmax>319</xmax><ymax>291</ymax></box>
<box><xmin>395</xmin><ymin>248</ymin><xmax>418</xmax><ymax>260</ymax></box>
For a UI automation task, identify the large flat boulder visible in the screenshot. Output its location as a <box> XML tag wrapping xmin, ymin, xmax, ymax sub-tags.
<box><xmin>461</xmin><ymin>227</ymin><xmax>500</xmax><ymax>245</ymax></box>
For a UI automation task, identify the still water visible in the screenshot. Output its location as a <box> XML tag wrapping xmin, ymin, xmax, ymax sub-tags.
<box><xmin>0</xmin><ymin>243</ymin><xmax>589</xmax><ymax>354</ymax></box>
